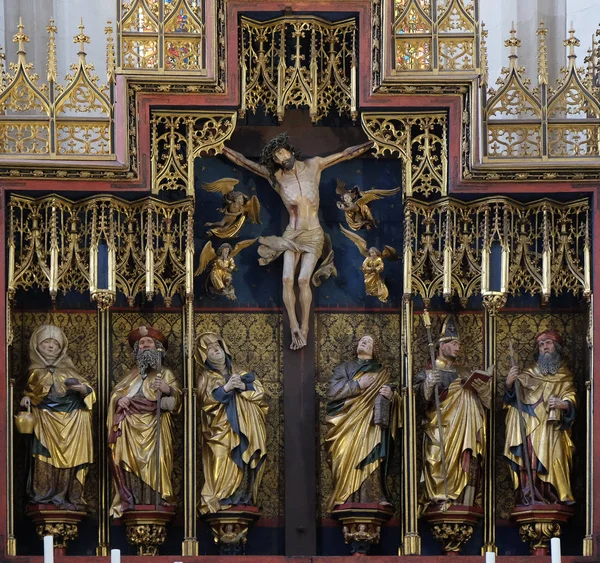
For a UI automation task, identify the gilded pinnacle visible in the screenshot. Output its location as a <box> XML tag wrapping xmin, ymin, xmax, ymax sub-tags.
<box><xmin>13</xmin><ymin>17</ymin><xmax>30</xmax><ymax>54</ymax></box>
<box><xmin>564</xmin><ymin>25</ymin><xmax>580</xmax><ymax>59</ymax></box>
<box><xmin>537</xmin><ymin>21</ymin><xmax>548</xmax><ymax>85</ymax></box>
<box><xmin>504</xmin><ymin>23</ymin><xmax>520</xmax><ymax>62</ymax></box>
<box><xmin>73</xmin><ymin>18</ymin><xmax>90</xmax><ymax>54</ymax></box>
<box><xmin>47</xmin><ymin>18</ymin><xmax>58</xmax><ymax>84</ymax></box>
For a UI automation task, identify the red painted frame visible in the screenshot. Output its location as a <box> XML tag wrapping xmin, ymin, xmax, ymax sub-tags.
<box><xmin>0</xmin><ymin>0</ymin><xmax>598</xmax><ymax>559</ymax></box>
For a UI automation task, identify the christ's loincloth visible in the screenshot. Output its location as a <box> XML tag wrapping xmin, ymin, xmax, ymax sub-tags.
<box><xmin>258</xmin><ymin>226</ymin><xmax>325</xmax><ymax>265</ymax></box>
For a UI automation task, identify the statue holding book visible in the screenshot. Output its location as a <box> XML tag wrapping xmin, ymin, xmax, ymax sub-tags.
<box><xmin>414</xmin><ymin>315</ymin><xmax>490</xmax><ymax>509</ymax></box>
<box><xmin>324</xmin><ymin>335</ymin><xmax>401</xmax><ymax>510</ymax></box>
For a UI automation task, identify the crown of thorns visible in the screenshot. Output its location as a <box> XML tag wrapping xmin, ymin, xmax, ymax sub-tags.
<box><xmin>259</xmin><ymin>132</ymin><xmax>301</xmax><ymax>165</ymax></box>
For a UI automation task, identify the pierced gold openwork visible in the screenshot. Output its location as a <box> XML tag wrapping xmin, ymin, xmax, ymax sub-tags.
<box><xmin>0</xmin><ymin>19</ymin><xmax>114</xmax><ymax>161</ymax></box>
<box><xmin>361</xmin><ymin>112</ymin><xmax>447</xmax><ymax>198</ymax></box>
<box><xmin>7</xmin><ymin>194</ymin><xmax>195</xmax><ymax>307</ymax></box>
<box><xmin>404</xmin><ymin>197</ymin><xmax>590</xmax><ymax>307</ymax></box>
<box><xmin>151</xmin><ymin>110</ymin><xmax>237</xmax><ymax>195</ymax></box>
<box><xmin>482</xmin><ymin>23</ymin><xmax>600</xmax><ymax>164</ymax></box>
<box><xmin>240</xmin><ymin>15</ymin><xmax>357</xmax><ymax>123</ymax></box>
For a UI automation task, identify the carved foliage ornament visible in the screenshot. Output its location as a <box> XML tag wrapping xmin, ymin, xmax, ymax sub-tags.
<box><xmin>404</xmin><ymin>196</ymin><xmax>590</xmax><ymax>307</ymax></box>
<box><xmin>240</xmin><ymin>15</ymin><xmax>357</xmax><ymax>123</ymax></box>
<box><xmin>8</xmin><ymin>194</ymin><xmax>195</xmax><ymax>307</ymax></box>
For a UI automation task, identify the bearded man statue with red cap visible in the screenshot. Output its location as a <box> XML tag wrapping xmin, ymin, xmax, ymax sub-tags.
<box><xmin>108</xmin><ymin>326</ymin><xmax>182</xmax><ymax>517</ymax></box>
<box><xmin>504</xmin><ymin>329</ymin><xmax>576</xmax><ymax>506</ymax></box>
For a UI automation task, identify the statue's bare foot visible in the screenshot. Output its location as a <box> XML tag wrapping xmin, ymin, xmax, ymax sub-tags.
<box><xmin>290</xmin><ymin>328</ymin><xmax>307</xmax><ymax>350</ymax></box>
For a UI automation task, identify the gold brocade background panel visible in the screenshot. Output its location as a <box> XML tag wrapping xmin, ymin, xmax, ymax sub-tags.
<box><xmin>11</xmin><ymin>311</ymin><xmax>99</xmax><ymax>521</ymax></box>
<box><xmin>315</xmin><ymin>312</ymin><xmax>402</xmax><ymax>518</ymax></box>
<box><xmin>111</xmin><ymin>312</ymin><xmax>184</xmax><ymax>514</ymax></box>
<box><xmin>193</xmin><ymin>313</ymin><xmax>283</xmax><ymax>519</ymax></box>
<box><xmin>411</xmin><ymin>311</ymin><xmax>485</xmax><ymax>503</ymax></box>
<box><xmin>494</xmin><ymin>312</ymin><xmax>588</xmax><ymax>521</ymax></box>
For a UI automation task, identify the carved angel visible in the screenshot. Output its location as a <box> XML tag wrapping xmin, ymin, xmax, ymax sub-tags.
<box><xmin>196</xmin><ymin>239</ymin><xmax>257</xmax><ymax>300</ymax></box>
<box><xmin>203</xmin><ymin>178</ymin><xmax>261</xmax><ymax>238</ymax></box>
<box><xmin>340</xmin><ymin>226</ymin><xmax>398</xmax><ymax>303</ymax></box>
<box><xmin>336</xmin><ymin>180</ymin><xmax>401</xmax><ymax>231</ymax></box>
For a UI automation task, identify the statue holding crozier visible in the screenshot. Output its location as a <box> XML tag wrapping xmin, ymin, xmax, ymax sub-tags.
<box><xmin>414</xmin><ymin>314</ymin><xmax>490</xmax><ymax>509</ymax></box>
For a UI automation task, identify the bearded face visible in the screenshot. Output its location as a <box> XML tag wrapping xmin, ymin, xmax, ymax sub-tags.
<box><xmin>137</xmin><ymin>349</ymin><xmax>161</xmax><ymax>375</ymax></box>
<box><xmin>273</xmin><ymin>148</ymin><xmax>295</xmax><ymax>171</ymax></box>
<box><xmin>537</xmin><ymin>349</ymin><xmax>562</xmax><ymax>375</ymax></box>
<box><xmin>536</xmin><ymin>338</ymin><xmax>562</xmax><ymax>375</ymax></box>
<box><xmin>134</xmin><ymin>338</ymin><xmax>163</xmax><ymax>375</ymax></box>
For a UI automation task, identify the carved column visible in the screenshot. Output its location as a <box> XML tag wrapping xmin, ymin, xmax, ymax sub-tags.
<box><xmin>402</xmin><ymin>297</ymin><xmax>420</xmax><ymax>554</ymax></box>
<box><xmin>182</xmin><ymin>298</ymin><xmax>198</xmax><ymax>555</ymax></box>
<box><xmin>95</xmin><ymin>292</ymin><xmax>114</xmax><ymax>555</ymax></box>
<box><xmin>481</xmin><ymin>294</ymin><xmax>505</xmax><ymax>554</ymax></box>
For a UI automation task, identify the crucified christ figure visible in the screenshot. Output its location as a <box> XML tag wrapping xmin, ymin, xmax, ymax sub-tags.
<box><xmin>222</xmin><ymin>133</ymin><xmax>374</xmax><ymax>350</ymax></box>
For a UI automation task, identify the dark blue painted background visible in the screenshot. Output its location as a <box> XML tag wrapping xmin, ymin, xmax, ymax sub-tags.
<box><xmin>193</xmin><ymin>156</ymin><xmax>404</xmax><ymax>309</ymax></box>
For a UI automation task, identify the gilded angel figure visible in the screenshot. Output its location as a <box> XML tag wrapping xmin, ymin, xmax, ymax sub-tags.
<box><xmin>340</xmin><ymin>226</ymin><xmax>398</xmax><ymax>303</ymax></box>
<box><xmin>336</xmin><ymin>180</ymin><xmax>400</xmax><ymax>231</ymax></box>
<box><xmin>196</xmin><ymin>239</ymin><xmax>257</xmax><ymax>300</ymax></box>
<box><xmin>203</xmin><ymin>178</ymin><xmax>261</xmax><ymax>238</ymax></box>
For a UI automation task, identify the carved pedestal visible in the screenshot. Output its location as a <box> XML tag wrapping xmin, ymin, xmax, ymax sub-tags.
<box><xmin>121</xmin><ymin>505</ymin><xmax>175</xmax><ymax>556</ymax></box>
<box><xmin>423</xmin><ymin>504</ymin><xmax>483</xmax><ymax>555</ymax></box>
<box><xmin>204</xmin><ymin>505</ymin><xmax>260</xmax><ymax>555</ymax></box>
<box><xmin>27</xmin><ymin>505</ymin><xmax>87</xmax><ymax>556</ymax></box>
<box><xmin>331</xmin><ymin>503</ymin><xmax>393</xmax><ymax>555</ymax></box>
<box><xmin>511</xmin><ymin>504</ymin><xmax>574</xmax><ymax>555</ymax></box>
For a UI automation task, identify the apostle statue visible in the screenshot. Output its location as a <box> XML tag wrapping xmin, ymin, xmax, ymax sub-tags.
<box><xmin>414</xmin><ymin>315</ymin><xmax>490</xmax><ymax>508</ymax></box>
<box><xmin>19</xmin><ymin>325</ymin><xmax>95</xmax><ymax>510</ymax></box>
<box><xmin>195</xmin><ymin>332</ymin><xmax>268</xmax><ymax>514</ymax></box>
<box><xmin>504</xmin><ymin>330</ymin><xmax>576</xmax><ymax>506</ymax></box>
<box><xmin>108</xmin><ymin>326</ymin><xmax>181</xmax><ymax>517</ymax></box>
<box><xmin>325</xmin><ymin>335</ymin><xmax>401</xmax><ymax>510</ymax></box>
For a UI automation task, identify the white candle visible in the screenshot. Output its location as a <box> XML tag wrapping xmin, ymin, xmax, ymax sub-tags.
<box><xmin>43</xmin><ymin>536</ymin><xmax>54</xmax><ymax>563</ymax></box>
<box><xmin>485</xmin><ymin>552</ymin><xmax>496</xmax><ymax>563</ymax></box>
<box><xmin>111</xmin><ymin>549</ymin><xmax>121</xmax><ymax>563</ymax></box>
<box><xmin>551</xmin><ymin>537</ymin><xmax>561</xmax><ymax>563</ymax></box>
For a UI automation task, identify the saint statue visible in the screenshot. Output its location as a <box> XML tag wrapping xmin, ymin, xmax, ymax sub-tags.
<box><xmin>19</xmin><ymin>325</ymin><xmax>95</xmax><ymax>510</ymax></box>
<box><xmin>108</xmin><ymin>326</ymin><xmax>181</xmax><ymax>517</ymax></box>
<box><xmin>195</xmin><ymin>332</ymin><xmax>268</xmax><ymax>514</ymax></box>
<box><xmin>414</xmin><ymin>315</ymin><xmax>489</xmax><ymax>508</ymax></box>
<box><xmin>222</xmin><ymin>133</ymin><xmax>374</xmax><ymax>350</ymax></box>
<box><xmin>504</xmin><ymin>330</ymin><xmax>576</xmax><ymax>505</ymax></box>
<box><xmin>325</xmin><ymin>335</ymin><xmax>400</xmax><ymax>510</ymax></box>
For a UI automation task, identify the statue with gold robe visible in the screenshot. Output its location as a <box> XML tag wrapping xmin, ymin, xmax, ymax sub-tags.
<box><xmin>108</xmin><ymin>326</ymin><xmax>181</xmax><ymax>518</ymax></box>
<box><xmin>325</xmin><ymin>335</ymin><xmax>401</xmax><ymax>511</ymax></box>
<box><xmin>195</xmin><ymin>332</ymin><xmax>268</xmax><ymax>514</ymax></box>
<box><xmin>414</xmin><ymin>315</ymin><xmax>489</xmax><ymax>508</ymax></box>
<box><xmin>504</xmin><ymin>330</ymin><xmax>576</xmax><ymax>506</ymax></box>
<box><xmin>19</xmin><ymin>324</ymin><xmax>95</xmax><ymax>510</ymax></box>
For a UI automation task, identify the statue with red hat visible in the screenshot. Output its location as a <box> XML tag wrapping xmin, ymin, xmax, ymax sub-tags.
<box><xmin>107</xmin><ymin>325</ymin><xmax>181</xmax><ymax>518</ymax></box>
<box><xmin>504</xmin><ymin>329</ymin><xmax>576</xmax><ymax>506</ymax></box>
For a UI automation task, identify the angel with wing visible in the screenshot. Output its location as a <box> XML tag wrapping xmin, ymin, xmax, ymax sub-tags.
<box><xmin>196</xmin><ymin>239</ymin><xmax>257</xmax><ymax>300</ymax></box>
<box><xmin>340</xmin><ymin>226</ymin><xmax>398</xmax><ymax>303</ymax></box>
<box><xmin>336</xmin><ymin>180</ymin><xmax>401</xmax><ymax>231</ymax></box>
<box><xmin>203</xmin><ymin>178</ymin><xmax>261</xmax><ymax>239</ymax></box>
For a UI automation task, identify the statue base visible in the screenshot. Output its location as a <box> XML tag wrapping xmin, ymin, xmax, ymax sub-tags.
<box><xmin>422</xmin><ymin>504</ymin><xmax>483</xmax><ymax>555</ymax></box>
<box><xmin>204</xmin><ymin>505</ymin><xmax>260</xmax><ymax>555</ymax></box>
<box><xmin>27</xmin><ymin>504</ymin><xmax>87</xmax><ymax>556</ymax></box>
<box><xmin>121</xmin><ymin>505</ymin><xmax>175</xmax><ymax>556</ymax></box>
<box><xmin>331</xmin><ymin>503</ymin><xmax>393</xmax><ymax>555</ymax></box>
<box><xmin>511</xmin><ymin>504</ymin><xmax>574</xmax><ymax>555</ymax></box>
